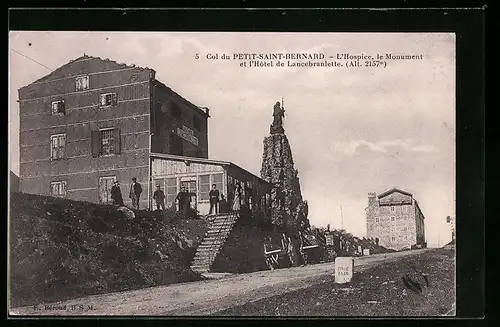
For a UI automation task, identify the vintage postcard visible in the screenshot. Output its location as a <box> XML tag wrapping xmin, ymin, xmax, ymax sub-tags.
<box><xmin>8</xmin><ymin>31</ymin><xmax>456</xmax><ymax>317</ymax></box>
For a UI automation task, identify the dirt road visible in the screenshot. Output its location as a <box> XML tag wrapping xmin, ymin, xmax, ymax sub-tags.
<box><xmin>10</xmin><ymin>249</ymin><xmax>429</xmax><ymax>316</ymax></box>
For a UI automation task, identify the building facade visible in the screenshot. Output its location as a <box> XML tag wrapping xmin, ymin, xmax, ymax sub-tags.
<box><xmin>151</xmin><ymin>153</ymin><xmax>272</xmax><ymax>218</ymax></box>
<box><xmin>19</xmin><ymin>55</ymin><xmax>209</xmax><ymax>208</ymax></box>
<box><xmin>365</xmin><ymin>188</ymin><xmax>426</xmax><ymax>251</ymax></box>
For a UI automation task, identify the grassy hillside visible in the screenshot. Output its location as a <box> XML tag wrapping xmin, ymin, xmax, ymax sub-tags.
<box><xmin>9</xmin><ymin>192</ymin><xmax>208</xmax><ymax>308</ymax></box>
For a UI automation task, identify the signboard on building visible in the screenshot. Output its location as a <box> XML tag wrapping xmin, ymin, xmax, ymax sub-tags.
<box><xmin>176</xmin><ymin>125</ymin><xmax>199</xmax><ymax>146</ymax></box>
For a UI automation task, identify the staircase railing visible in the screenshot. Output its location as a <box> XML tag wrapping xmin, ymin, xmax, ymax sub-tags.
<box><xmin>207</xmin><ymin>212</ymin><xmax>237</xmax><ymax>265</ymax></box>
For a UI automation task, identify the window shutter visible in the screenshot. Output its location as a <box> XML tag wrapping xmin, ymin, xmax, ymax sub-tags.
<box><xmin>100</xmin><ymin>95</ymin><xmax>106</xmax><ymax>106</ymax></box>
<box><xmin>58</xmin><ymin>101</ymin><xmax>66</xmax><ymax>114</ymax></box>
<box><xmin>112</xmin><ymin>93</ymin><xmax>118</xmax><ymax>105</ymax></box>
<box><xmin>91</xmin><ymin>130</ymin><xmax>101</xmax><ymax>157</ymax></box>
<box><xmin>114</xmin><ymin>128</ymin><xmax>121</xmax><ymax>155</ymax></box>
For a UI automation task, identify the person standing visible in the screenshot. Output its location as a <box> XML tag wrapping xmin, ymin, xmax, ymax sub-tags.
<box><xmin>208</xmin><ymin>184</ymin><xmax>220</xmax><ymax>215</ymax></box>
<box><xmin>232</xmin><ymin>183</ymin><xmax>241</xmax><ymax>212</ymax></box>
<box><xmin>110</xmin><ymin>181</ymin><xmax>124</xmax><ymax>206</ymax></box>
<box><xmin>176</xmin><ymin>187</ymin><xmax>185</xmax><ymax>212</ymax></box>
<box><xmin>176</xmin><ymin>186</ymin><xmax>189</xmax><ymax>218</ymax></box>
<box><xmin>129</xmin><ymin>177</ymin><xmax>142</xmax><ymax>209</ymax></box>
<box><xmin>153</xmin><ymin>184</ymin><xmax>166</xmax><ymax>211</ymax></box>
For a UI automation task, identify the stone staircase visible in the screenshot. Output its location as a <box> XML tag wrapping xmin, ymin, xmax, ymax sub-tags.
<box><xmin>190</xmin><ymin>212</ymin><xmax>239</xmax><ymax>273</ymax></box>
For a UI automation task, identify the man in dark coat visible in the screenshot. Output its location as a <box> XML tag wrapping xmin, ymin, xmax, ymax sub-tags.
<box><xmin>208</xmin><ymin>184</ymin><xmax>220</xmax><ymax>215</ymax></box>
<box><xmin>153</xmin><ymin>184</ymin><xmax>166</xmax><ymax>211</ymax></box>
<box><xmin>110</xmin><ymin>181</ymin><xmax>124</xmax><ymax>206</ymax></box>
<box><xmin>129</xmin><ymin>177</ymin><xmax>142</xmax><ymax>209</ymax></box>
<box><xmin>176</xmin><ymin>187</ymin><xmax>189</xmax><ymax>218</ymax></box>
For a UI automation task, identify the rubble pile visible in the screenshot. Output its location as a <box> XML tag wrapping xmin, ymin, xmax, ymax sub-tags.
<box><xmin>9</xmin><ymin>192</ymin><xmax>207</xmax><ymax>307</ymax></box>
<box><xmin>310</xmin><ymin>228</ymin><xmax>394</xmax><ymax>262</ymax></box>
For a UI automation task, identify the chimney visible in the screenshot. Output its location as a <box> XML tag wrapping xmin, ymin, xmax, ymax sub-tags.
<box><xmin>368</xmin><ymin>192</ymin><xmax>377</xmax><ymax>206</ymax></box>
<box><xmin>149</xmin><ymin>69</ymin><xmax>156</xmax><ymax>80</ymax></box>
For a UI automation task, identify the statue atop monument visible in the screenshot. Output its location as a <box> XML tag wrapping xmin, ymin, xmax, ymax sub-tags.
<box><xmin>270</xmin><ymin>99</ymin><xmax>286</xmax><ymax>134</ymax></box>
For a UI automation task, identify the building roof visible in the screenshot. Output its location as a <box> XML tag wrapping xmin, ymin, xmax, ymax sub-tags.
<box><xmin>23</xmin><ymin>54</ymin><xmax>152</xmax><ymax>87</ymax></box>
<box><xmin>21</xmin><ymin>54</ymin><xmax>210</xmax><ymax>118</ymax></box>
<box><xmin>377</xmin><ymin>188</ymin><xmax>413</xmax><ymax>199</ymax></box>
<box><xmin>152</xmin><ymin>79</ymin><xmax>210</xmax><ymax>118</ymax></box>
<box><xmin>150</xmin><ymin>153</ymin><xmax>271</xmax><ymax>186</ymax></box>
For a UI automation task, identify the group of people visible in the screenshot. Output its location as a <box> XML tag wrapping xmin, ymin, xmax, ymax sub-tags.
<box><xmin>110</xmin><ymin>177</ymin><xmax>143</xmax><ymax>209</ymax></box>
<box><xmin>174</xmin><ymin>184</ymin><xmax>228</xmax><ymax>218</ymax></box>
<box><xmin>231</xmin><ymin>182</ymin><xmax>254</xmax><ymax>212</ymax></box>
<box><xmin>109</xmin><ymin>177</ymin><xmax>253</xmax><ymax>217</ymax></box>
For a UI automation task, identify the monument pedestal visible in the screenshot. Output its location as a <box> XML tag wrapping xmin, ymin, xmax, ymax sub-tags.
<box><xmin>270</xmin><ymin>124</ymin><xmax>284</xmax><ymax>134</ymax></box>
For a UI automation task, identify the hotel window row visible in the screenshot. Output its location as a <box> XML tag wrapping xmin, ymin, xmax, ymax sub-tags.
<box><xmin>50</xmin><ymin>92</ymin><xmax>118</xmax><ymax>116</ymax></box>
<box><xmin>50</xmin><ymin>176</ymin><xmax>120</xmax><ymax>204</ymax></box>
<box><xmin>155</xmin><ymin>173</ymin><xmax>224</xmax><ymax>207</ymax></box>
<box><xmin>390</xmin><ymin>205</ymin><xmax>409</xmax><ymax>212</ymax></box>
<box><xmin>49</xmin><ymin>128</ymin><xmax>121</xmax><ymax>160</ymax></box>
<box><xmin>374</xmin><ymin>215</ymin><xmax>409</xmax><ymax>223</ymax></box>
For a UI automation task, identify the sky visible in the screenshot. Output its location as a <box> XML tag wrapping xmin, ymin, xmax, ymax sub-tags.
<box><xmin>9</xmin><ymin>32</ymin><xmax>456</xmax><ymax>247</ymax></box>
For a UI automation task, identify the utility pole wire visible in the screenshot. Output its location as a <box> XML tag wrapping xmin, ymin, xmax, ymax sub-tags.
<box><xmin>10</xmin><ymin>48</ymin><xmax>53</xmax><ymax>71</ymax></box>
<box><xmin>340</xmin><ymin>205</ymin><xmax>344</xmax><ymax>230</ymax></box>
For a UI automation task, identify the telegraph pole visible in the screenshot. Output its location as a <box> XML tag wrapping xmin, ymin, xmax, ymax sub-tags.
<box><xmin>340</xmin><ymin>205</ymin><xmax>344</xmax><ymax>230</ymax></box>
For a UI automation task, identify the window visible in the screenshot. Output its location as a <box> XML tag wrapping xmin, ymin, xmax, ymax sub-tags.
<box><xmin>391</xmin><ymin>216</ymin><xmax>395</xmax><ymax>222</ymax></box>
<box><xmin>51</xmin><ymin>181</ymin><xmax>67</xmax><ymax>197</ymax></box>
<box><xmin>391</xmin><ymin>206</ymin><xmax>395</xmax><ymax>212</ymax></box>
<box><xmin>100</xmin><ymin>129</ymin><xmax>115</xmax><ymax>155</ymax></box>
<box><xmin>375</xmin><ymin>217</ymin><xmax>379</xmax><ymax>223</ymax></box>
<box><xmin>51</xmin><ymin>100</ymin><xmax>65</xmax><ymax>115</ymax></box>
<box><xmin>193</xmin><ymin>116</ymin><xmax>201</xmax><ymax>130</ymax></box>
<box><xmin>199</xmin><ymin>173</ymin><xmax>224</xmax><ymax>202</ymax></box>
<box><xmin>199</xmin><ymin>175</ymin><xmax>210</xmax><ymax>201</ymax></box>
<box><xmin>403</xmin><ymin>227</ymin><xmax>408</xmax><ymax>232</ymax></box>
<box><xmin>91</xmin><ymin>128</ymin><xmax>121</xmax><ymax>157</ymax></box>
<box><xmin>99</xmin><ymin>176</ymin><xmax>116</xmax><ymax>204</ymax></box>
<box><xmin>50</xmin><ymin>134</ymin><xmax>66</xmax><ymax>160</ymax></box>
<box><xmin>75</xmin><ymin>75</ymin><xmax>89</xmax><ymax>91</ymax></box>
<box><xmin>392</xmin><ymin>236</ymin><xmax>396</xmax><ymax>242</ymax></box>
<box><xmin>402</xmin><ymin>205</ymin><xmax>408</xmax><ymax>213</ymax></box>
<box><xmin>100</xmin><ymin>93</ymin><xmax>118</xmax><ymax>107</ymax></box>
<box><xmin>213</xmin><ymin>174</ymin><xmax>223</xmax><ymax>200</ymax></box>
<box><xmin>166</xmin><ymin>178</ymin><xmax>177</xmax><ymax>207</ymax></box>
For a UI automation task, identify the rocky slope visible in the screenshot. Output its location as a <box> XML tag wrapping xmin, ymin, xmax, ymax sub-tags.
<box><xmin>9</xmin><ymin>192</ymin><xmax>207</xmax><ymax>307</ymax></box>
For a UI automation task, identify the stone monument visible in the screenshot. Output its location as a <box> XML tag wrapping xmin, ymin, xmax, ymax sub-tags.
<box><xmin>335</xmin><ymin>257</ymin><xmax>355</xmax><ymax>283</ymax></box>
<box><xmin>260</xmin><ymin>99</ymin><xmax>310</xmax><ymax>232</ymax></box>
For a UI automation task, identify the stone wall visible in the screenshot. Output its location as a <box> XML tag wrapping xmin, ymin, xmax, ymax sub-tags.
<box><xmin>211</xmin><ymin>210</ymin><xmax>271</xmax><ymax>273</ymax></box>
